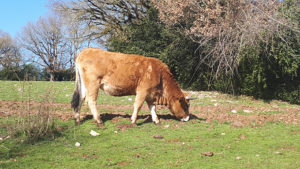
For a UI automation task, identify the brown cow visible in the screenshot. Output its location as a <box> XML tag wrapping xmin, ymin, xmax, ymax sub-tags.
<box><xmin>71</xmin><ymin>48</ymin><xmax>194</xmax><ymax>127</ymax></box>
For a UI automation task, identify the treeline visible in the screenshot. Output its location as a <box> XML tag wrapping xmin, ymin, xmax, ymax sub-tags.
<box><xmin>0</xmin><ymin>64</ymin><xmax>74</xmax><ymax>81</ymax></box>
<box><xmin>0</xmin><ymin>0</ymin><xmax>299</xmax><ymax>103</ymax></box>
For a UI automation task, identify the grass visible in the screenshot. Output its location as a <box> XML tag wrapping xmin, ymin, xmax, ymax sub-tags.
<box><xmin>0</xmin><ymin>81</ymin><xmax>299</xmax><ymax>168</ymax></box>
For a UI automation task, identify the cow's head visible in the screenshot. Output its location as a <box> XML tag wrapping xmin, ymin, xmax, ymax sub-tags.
<box><xmin>170</xmin><ymin>93</ymin><xmax>197</xmax><ymax>122</ymax></box>
<box><xmin>170</xmin><ymin>96</ymin><xmax>190</xmax><ymax>122</ymax></box>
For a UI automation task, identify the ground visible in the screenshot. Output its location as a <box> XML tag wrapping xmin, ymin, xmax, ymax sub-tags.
<box><xmin>1</xmin><ymin>93</ymin><xmax>299</xmax><ymax>129</ymax></box>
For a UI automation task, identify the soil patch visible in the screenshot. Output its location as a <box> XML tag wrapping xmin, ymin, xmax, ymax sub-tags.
<box><xmin>0</xmin><ymin>100</ymin><xmax>299</xmax><ymax>127</ymax></box>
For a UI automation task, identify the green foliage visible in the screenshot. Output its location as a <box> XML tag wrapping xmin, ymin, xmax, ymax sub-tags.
<box><xmin>237</xmin><ymin>29</ymin><xmax>300</xmax><ymax>103</ymax></box>
<box><xmin>0</xmin><ymin>64</ymin><xmax>40</xmax><ymax>81</ymax></box>
<box><xmin>40</xmin><ymin>68</ymin><xmax>74</xmax><ymax>81</ymax></box>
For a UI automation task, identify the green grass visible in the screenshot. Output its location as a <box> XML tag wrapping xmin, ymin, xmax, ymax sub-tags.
<box><xmin>0</xmin><ymin>80</ymin><xmax>135</xmax><ymax>105</ymax></box>
<box><xmin>1</xmin><ymin>120</ymin><xmax>299</xmax><ymax>169</ymax></box>
<box><xmin>0</xmin><ymin>81</ymin><xmax>299</xmax><ymax>168</ymax></box>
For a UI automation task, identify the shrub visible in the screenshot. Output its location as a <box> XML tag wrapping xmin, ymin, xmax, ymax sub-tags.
<box><xmin>5</xmin><ymin>82</ymin><xmax>60</xmax><ymax>142</ymax></box>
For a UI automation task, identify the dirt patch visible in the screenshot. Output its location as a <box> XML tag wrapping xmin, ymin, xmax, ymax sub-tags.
<box><xmin>0</xmin><ymin>100</ymin><xmax>299</xmax><ymax>127</ymax></box>
<box><xmin>192</xmin><ymin>105</ymin><xmax>300</xmax><ymax>127</ymax></box>
<box><xmin>116</xmin><ymin>124</ymin><xmax>137</xmax><ymax>131</ymax></box>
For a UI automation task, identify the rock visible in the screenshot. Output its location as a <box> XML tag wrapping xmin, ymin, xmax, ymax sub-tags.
<box><xmin>90</xmin><ymin>130</ymin><xmax>100</xmax><ymax>136</ymax></box>
<box><xmin>75</xmin><ymin>142</ymin><xmax>81</xmax><ymax>147</ymax></box>
<box><xmin>231</xmin><ymin>110</ymin><xmax>237</xmax><ymax>113</ymax></box>
<box><xmin>243</xmin><ymin>110</ymin><xmax>252</xmax><ymax>113</ymax></box>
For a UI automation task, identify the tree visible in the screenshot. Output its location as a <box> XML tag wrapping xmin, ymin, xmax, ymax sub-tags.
<box><xmin>153</xmin><ymin>0</ymin><xmax>298</xmax><ymax>77</ymax></box>
<box><xmin>52</xmin><ymin>0</ymin><xmax>151</xmax><ymax>44</ymax></box>
<box><xmin>0</xmin><ymin>30</ymin><xmax>21</xmax><ymax>69</ymax></box>
<box><xmin>20</xmin><ymin>16</ymin><xmax>70</xmax><ymax>81</ymax></box>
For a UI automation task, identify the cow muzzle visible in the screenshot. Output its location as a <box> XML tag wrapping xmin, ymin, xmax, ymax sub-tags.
<box><xmin>181</xmin><ymin>115</ymin><xmax>190</xmax><ymax>122</ymax></box>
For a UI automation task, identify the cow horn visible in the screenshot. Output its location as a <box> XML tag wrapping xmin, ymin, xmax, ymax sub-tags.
<box><xmin>185</xmin><ymin>96</ymin><xmax>197</xmax><ymax>100</ymax></box>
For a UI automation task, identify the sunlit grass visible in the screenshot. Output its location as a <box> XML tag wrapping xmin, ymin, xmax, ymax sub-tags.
<box><xmin>0</xmin><ymin>81</ymin><xmax>299</xmax><ymax>168</ymax></box>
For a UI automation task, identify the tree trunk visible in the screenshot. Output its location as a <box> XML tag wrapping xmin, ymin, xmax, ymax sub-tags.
<box><xmin>50</xmin><ymin>72</ymin><xmax>55</xmax><ymax>81</ymax></box>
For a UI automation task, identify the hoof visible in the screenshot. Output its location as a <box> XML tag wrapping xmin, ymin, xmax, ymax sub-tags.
<box><xmin>130</xmin><ymin>123</ymin><xmax>137</xmax><ymax>127</ymax></box>
<box><xmin>97</xmin><ymin>122</ymin><xmax>105</xmax><ymax>128</ymax></box>
<box><xmin>75</xmin><ymin>121</ymin><xmax>81</xmax><ymax>126</ymax></box>
<box><xmin>154</xmin><ymin>121</ymin><xmax>161</xmax><ymax>125</ymax></box>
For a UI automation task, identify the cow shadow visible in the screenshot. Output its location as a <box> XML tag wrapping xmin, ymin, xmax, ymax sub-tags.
<box><xmin>82</xmin><ymin>113</ymin><xmax>203</xmax><ymax>126</ymax></box>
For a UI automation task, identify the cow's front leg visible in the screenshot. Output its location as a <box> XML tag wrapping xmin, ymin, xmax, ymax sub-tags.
<box><xmin>131</xmin><ymin>92</ymin><xmax>147</xmax><ymax>124</ymax></box>
<box><xmin>149</xmin><ymin>104</ymin><xmax>159</xmax><ymax>124</ymax></box>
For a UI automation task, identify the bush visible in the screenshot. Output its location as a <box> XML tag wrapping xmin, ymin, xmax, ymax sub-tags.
<box><xmin>5</xmin><ymin>82</ymin><xmax>60</xmax><ymax>142</ymax></box>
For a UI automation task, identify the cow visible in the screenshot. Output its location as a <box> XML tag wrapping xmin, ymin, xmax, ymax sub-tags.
<box><xmin>71</xmin><ymin>48</ymin><xmax>195</xmax><ymax>128</ymax></box>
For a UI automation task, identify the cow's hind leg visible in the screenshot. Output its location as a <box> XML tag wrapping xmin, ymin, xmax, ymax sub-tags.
<box><xmin>131</xmin><ymin>91</ymin><xmax>147</xmax><ymax>124</ymax></box>
<box><xmin>74</xmin><ymin>99</ymin><xmax>84</xmax><ymax>125</ymax></box>
<box><xmin>86</xmin><ymin>81</ymin><xmax>104</xmax><ymax>128</ymax></box>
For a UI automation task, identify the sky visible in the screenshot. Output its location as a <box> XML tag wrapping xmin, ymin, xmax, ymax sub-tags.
<box><xmin>0</xmin><ymin>0</ymin><xmax>50</xmax><ymax>38</ymax></box>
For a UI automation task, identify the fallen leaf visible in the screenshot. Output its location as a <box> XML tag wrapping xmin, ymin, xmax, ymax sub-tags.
<box><xmin>153</xmin><ymin>135</ymin><xmax>164</xmax><ymax>139</ymax></box>
<box><xmin>164</xmin><ymin>124</ymin><xmax>170</xmax><ymax>128</ymax></box>
<box><xmin>134</xmin><ymin>154</ymin><xmax>141</xmax><ymax>158</ymax></box>
<box><xmin>201</xmin><ymin>152</ymin><xmax>214</xmax><ymax>157</ymax></box>
<box><xmin>240</xmin><ymin>134</ymin><xmax>247</xmax><ymax>140</ymax></box>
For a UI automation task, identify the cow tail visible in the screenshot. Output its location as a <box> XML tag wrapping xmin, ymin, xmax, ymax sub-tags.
<box><xmin>71</xmin><ymin>61</ymin><xmax>86</xmax><ymax>110</ymax></box>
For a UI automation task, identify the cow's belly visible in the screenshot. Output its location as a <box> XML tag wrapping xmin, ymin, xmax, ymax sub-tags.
<box><xmin>100</xmin><ymin>83</ymin><xmax>135</xmax><ymax>96</ymax></box>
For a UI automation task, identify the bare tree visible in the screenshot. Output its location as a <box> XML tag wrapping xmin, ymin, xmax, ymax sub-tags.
<box><xmin>19</xmin><ymin>16</ymin><xmax>68</xmax><ymax>81</ymax></box>
<box><xmin>51</xmin><ymin>0</ymin><xmax>151</xmax><ymax>43</ymax></box>
<box><xmin>153</xmin><ymin>0</ymin><xmax>299</xmax><ymax>77</ymax></box>
<box><xmin>61</xmin><ymin>14</ymin><xmax>92</xmax><ymax>70</ymax></box>
<box><xmin>0</xmin><ymin>31</ymin><xmax>21</xmax><ymax>69</ymax></box>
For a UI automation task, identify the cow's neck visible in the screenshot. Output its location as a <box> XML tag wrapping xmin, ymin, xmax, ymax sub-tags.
<box><xmin>162</xmin><ymin>71</ymin><xmax>183</xmax><ymax>105</ymax></box>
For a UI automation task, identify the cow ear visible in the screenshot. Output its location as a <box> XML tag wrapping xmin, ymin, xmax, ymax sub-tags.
<box><xmin>182</xmin><ymin>91</ymin><xmax>189</xmax><ymax>98</ymax></box>
<box><xmin>179</xmin><ymin>97</ymin><xmax>185</xmax><ymax>102</ymax></box>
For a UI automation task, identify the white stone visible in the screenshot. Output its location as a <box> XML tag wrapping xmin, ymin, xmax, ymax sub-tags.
<box><xmin>75</xmin><ymin>142</ymin><xmax>81</xmax><ymax>147</ymax></box>
<box><xmin>90</xmin><ymin>130</ymin><xmax>100</xmax><ymax>136</ymax></box>
<box><xmin>243</xmin><ymin>110</ymin><xmax>252</xmax><ymax>113</ymax></box>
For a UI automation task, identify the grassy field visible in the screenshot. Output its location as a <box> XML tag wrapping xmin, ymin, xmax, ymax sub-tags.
<box><xmin>0</xmin><ymin>81</ymin><xmax>299</xmax><ymax>168</ymax></box>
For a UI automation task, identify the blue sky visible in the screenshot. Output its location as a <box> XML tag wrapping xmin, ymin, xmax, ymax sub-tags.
<box><xmin>0</xmin><ymin>0</ymin><xmax>49</xmax><ymax>37</ymax></box>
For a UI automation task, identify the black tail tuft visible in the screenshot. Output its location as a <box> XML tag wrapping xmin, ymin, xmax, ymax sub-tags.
<box><xmin>71</xmin><ymin>90</ymin><xmax>80</xmax><ymax>110</ymax></box>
